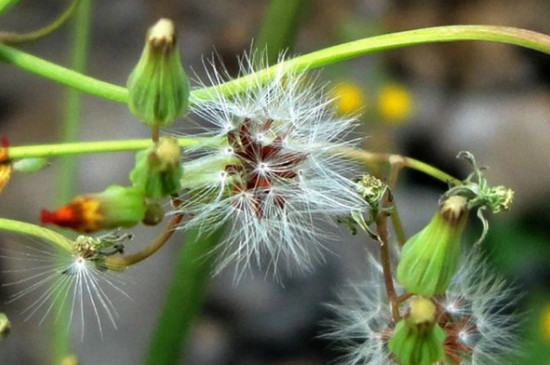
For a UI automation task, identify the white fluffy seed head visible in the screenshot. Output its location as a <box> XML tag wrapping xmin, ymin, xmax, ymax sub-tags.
<box><xmin>177</xmin><ymin>52</ymin><xmax>366</xmax><ymax>277</ymax></box>
<box><xmin>325</xmin><ymin>249</ymin><xmax>522</xmax><ymax>365</ymax></box>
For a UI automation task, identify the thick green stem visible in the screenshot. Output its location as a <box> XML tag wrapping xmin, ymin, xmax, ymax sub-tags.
<box><xmin>2</xmin><ymin>26</ymin><xmax>550</xmax><ymax>105</ymax></box>
<box><xmin>145</xmin><ymin>227</ymin><xmax>225</xmax><ymax>365</ymax></box>
<box><xmin>0</xmin><ymin>217</ymin><xmax>73</xmax><ymax>252</ymax></box>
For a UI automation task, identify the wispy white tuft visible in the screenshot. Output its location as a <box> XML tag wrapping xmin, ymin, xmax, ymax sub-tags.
<box><xmin>441</xmin><ymin>248</ymin><xmax>522</xmax><ymax>365</ymax></box>
<box><xmin>177</xmin><ymin>52</ymin><xmax>366</xmax><ymax>276</ymax></box>
<box><xmin>1</xmin><ymin>237</ymin><xmax>129</xmax><ymax>340</ymax></box>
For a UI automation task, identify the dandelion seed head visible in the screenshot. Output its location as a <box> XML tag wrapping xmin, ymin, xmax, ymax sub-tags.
<box><xmin>326</xmin><ymin>249</ymin><xmax>521</xmax><ymax>365</ymax></box>
<box><xmin>179</xmin><ymin>52</ymin><xmax>366</xmax><ymax>276</ymax></box>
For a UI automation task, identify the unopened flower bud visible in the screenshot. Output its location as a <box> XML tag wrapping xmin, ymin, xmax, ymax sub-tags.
<box><xmin>127</xmin><ymin>18</ymin><xmax>190</xmax><ymax>127</ymax></box>
<box><xmin>397</xmin><ymin>195</ymin><xmax>468</xmax><ymax>297</ymax></box>
<box><xmin>12</xmin><ymin>157</ymin><xmax>48</xmax><ymax>173</ymax></box>
<box><xmin>0</xmin><ymin>313</ymin><xmax>10</xmax><ymax>339</ymax></box>
<box><xmin>41</xmin><ymin>185</ymin><xmax>146</xmax><ymax>233</ymax></box>
<box><xmin>388</xmin><ymin>297</ymin><xmax>445</xmax><ymax>365</ymax></box>
<box><xmin>130</xmin><ymin>137</ymin><xmax>183</xmax><ymax>199</ymax></box>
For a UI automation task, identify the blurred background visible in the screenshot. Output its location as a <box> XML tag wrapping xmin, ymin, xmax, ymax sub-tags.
<box><xmin>1</xmin><ymin>0</ymin><xmax>550</xmax><ymax>364</ymax></box>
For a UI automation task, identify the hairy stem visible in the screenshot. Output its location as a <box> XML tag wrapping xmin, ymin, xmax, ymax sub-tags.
<box><xmin>2</xmin><ymin>26</ymin><xmax>550</xmax><ymax>105</ymax></box>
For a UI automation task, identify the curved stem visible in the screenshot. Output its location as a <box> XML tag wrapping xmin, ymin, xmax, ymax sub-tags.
<box><xmin>104</xmin><ymin>210</ymin><xmax>184</xmax><ymax>270</ymax></box>
<box><xmin>0</xmin><ymin>0</ymin><xmax>81</xmax><ymax>45</ymax></box>
<box><xmin>0</xmin><ymin>217</ymin><xmax>73</xmax><ymax>252</ymax></box>
<box><xmin>0</xmin><ymin>43</ymin><xmax>127</xmax><ymax>103</ymax></box>
<box><xmin>2</xmin><ymin>26</ymin><xmax>550</xmax><ymax>105</ymax></box>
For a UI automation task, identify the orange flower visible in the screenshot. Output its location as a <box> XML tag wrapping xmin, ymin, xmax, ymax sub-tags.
<box><xmin>0</xmin><ymin>137</ymin><xmax>12</xmax><ymax>198</ymax></box>
<box><xmin>41</xmin><ymin>185</ymin><xmax>146</xmax><ymax>233</ymax></box>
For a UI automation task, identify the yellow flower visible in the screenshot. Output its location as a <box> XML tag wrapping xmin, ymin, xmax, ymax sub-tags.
<box><xmin>540</xmin><ymin>303</ymin><xmax>550</xmax><ymax>342</ymax></box>
<box><xmin>377</xmin><ymin>83</ymin><xmax>413</xmax><ymax>124</ymax></box>
<box><xmin>332</xmin><ymin>81</ymin><xmax>366</xmax><ymax>115</ymax></box>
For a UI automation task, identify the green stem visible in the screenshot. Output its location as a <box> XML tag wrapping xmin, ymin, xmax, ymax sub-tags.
<box><xmin>2</xmin><ymin>26</ymin><xmax>550</xmax><ymax>104</ymax></box>
<box><xmin>336</xmin><ymin>148</ymin><xmax>461</xmax><ymax>186</ymax></box>
<box><xmin>0</xmin><ymin>0</ymin><xmax>19</xmax><ymax>15</ymax></box>
<box><xmin>255</xmin><ymin>0</ymin><xmax>309</xmax><ymax>65</ymax></box>
<box><xmin>0</xmin><ymin>0</ymin><xmax>81</xmax><ymax>45</ymax></box>
<box><xmin>7</xmin><ymin>138</ymin><xmax>202</xmax><ymax>160</ymax></box>
<box><xmin>9</xmin><ymin>139</ymin><xmax>459</xmax><ymax>185</ymax></box>
<box><xmin>145</xmin><ymin>227</ymin><xmax>225</xmax><ymax>365</ymax></box>
<box><xmin>52</xmin><ymin>1</ymin><xmax>91</xmax><ymax>363</ymax></box>
<box><xmin>57</xmin><ymin>0</ymin><xmax>91</xmax><ymax>203</ymax></box>
<box><xmin>0</xmin><ymin>217</ymin><xmax>73</xmax><ymax>252</ymax></box>
<box><xmin>0</xmin><ymin>43</ymin><xmax>127</xmax><ymax>103</ymax></box>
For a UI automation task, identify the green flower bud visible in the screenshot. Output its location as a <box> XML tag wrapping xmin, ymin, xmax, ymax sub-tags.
<box><xmin>397</xmin><ymin>196</ymin><xmax>468</xmax><ymax>297</ymax></box>
<box><xmin>127</xmin><ymin>18</ymin><xmax>190</xmax><ymax>127</ymax></box>
<box><xmin>388</xmin><ymin>297</ymin><xmax>446</xmax><ymax>365</ymax></box>
<box><xmin>0</xmin><ymin>313</ymin><xmax>10</xmax><ymax>339</ymax></box>
<box><xmin>130</xmin><ymin>137</ymin><xmax>183</xmax><ymax>199</ymax></box>
<box><xmin>12</xmin><ymin>157</ymin><xmax>48</xmax><ymax>173</ymax></box>
<box><xmin>41</xmin><ymin>185</ymin><xmax>146</xmax><ymax>233</ymax></box>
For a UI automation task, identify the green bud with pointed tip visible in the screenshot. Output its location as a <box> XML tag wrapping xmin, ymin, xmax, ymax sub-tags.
<box><xmin>130</xmin><ymin>137</ymin><xmax>183</xmax><ymax>199</ymax></box>
<box><xmin>388</xmin><ymin>297</ymin><xmax>446</xmax><ymax>365</ymax></box>
<box><xmin>397</xmin><ymin>195</ymin><xmax>468</xmax><ymax>297</ymax></box>
<box><xmin>127</xmin><ymin>18</ymin><xmax>190</xmax><ymax>127</ymax></box>
<box><xmin>0</xmin><ymin>313</ymin><xmax>11</xmax><ymax>339</ymax></box>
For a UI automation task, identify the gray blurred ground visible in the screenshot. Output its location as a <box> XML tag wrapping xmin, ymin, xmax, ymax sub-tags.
<box><xmin>1</xmin><ymin>0</ymin><xmax>550</xmax><ymax>364</ymax></box>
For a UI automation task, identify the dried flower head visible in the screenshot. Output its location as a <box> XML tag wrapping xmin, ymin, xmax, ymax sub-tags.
<box><xmin>177</xmin><ymin>54</ymin><xmax>366</xmax><ymax>275</ymax></box>
<box><xmin>326</xmin><ymin>249</ymin><xmax>521</xmax><ymax>365</ymax></box>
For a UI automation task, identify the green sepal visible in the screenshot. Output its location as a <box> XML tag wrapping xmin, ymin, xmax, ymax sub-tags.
<box><xmin>130</xmin><ymin>137</ymin><xmax>183</xmax><ymax>199</ymax></box>
<box><xmin>388</xmin><ymin>319</ymin><xmax>446</xmax><ymax>365</ymax></box>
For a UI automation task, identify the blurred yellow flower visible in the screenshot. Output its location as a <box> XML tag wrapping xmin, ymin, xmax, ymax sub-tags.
<box><xmin>540</xmin><ymin>303</ymin><xmax>550</xmax><ymax>342</ymax></box>
<box><xmin>332</xmin><ymin>81</ymin><xmax>366</xmax><ymax>115</ymax></box>
<box><xmin>377</xmin><ymin>83</ymin><xmax>413</xmax><ymax>124</ymax></box>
